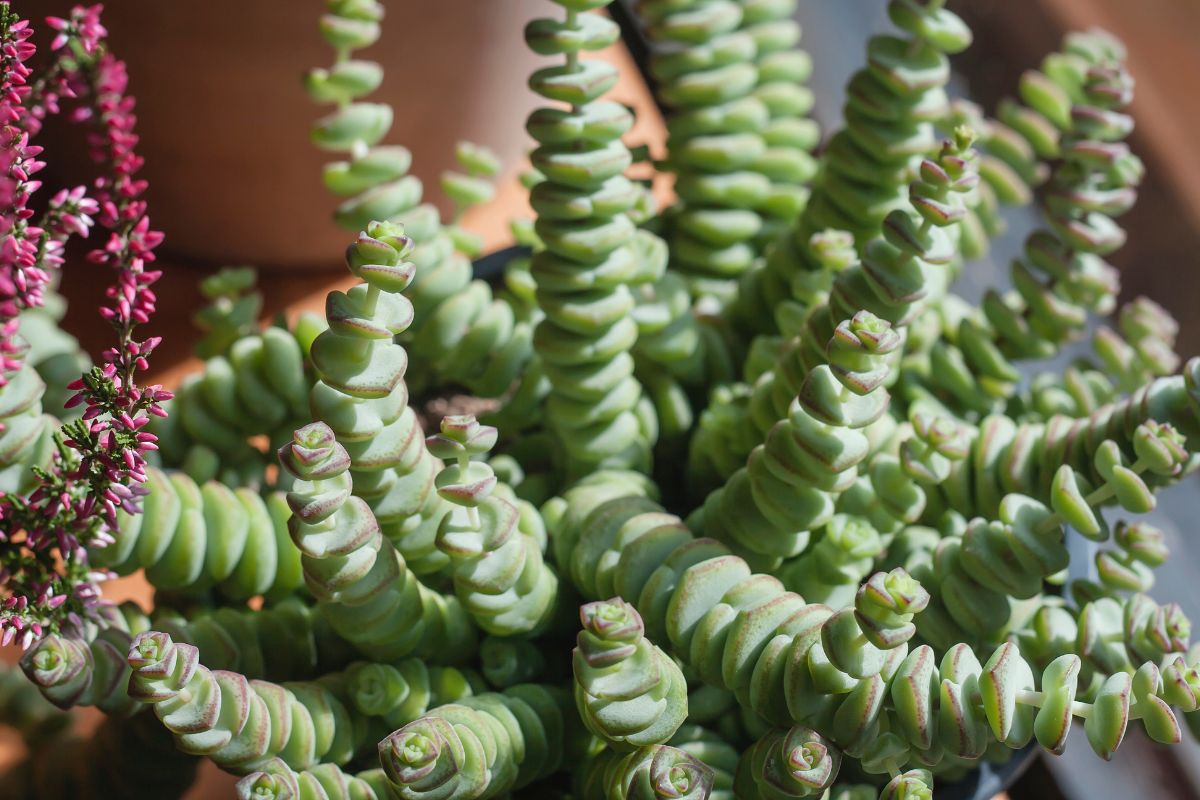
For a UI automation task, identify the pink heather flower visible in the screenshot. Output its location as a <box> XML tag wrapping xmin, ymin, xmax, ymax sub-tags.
<box><xmin>46</xmin><ymin>4</ymin><xmax>105</xmax><ymax>54</ymax></box>
<box><xmin>0</xmin><ymin>5</ymin><xmax>166</xmax><ymax>650</ymax></box>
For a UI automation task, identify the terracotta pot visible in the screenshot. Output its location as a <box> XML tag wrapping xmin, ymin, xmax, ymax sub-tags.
<box><xmin>39</xmin><ymin>0</ymin><xmax>548</xmax><ymax>270</ymax></box>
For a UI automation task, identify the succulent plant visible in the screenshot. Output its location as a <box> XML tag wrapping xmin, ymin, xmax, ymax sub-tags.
<box><xmin>7</xmin><ymin>3</ymin><xmax>1200</xmax><ymax>800</ymax></box>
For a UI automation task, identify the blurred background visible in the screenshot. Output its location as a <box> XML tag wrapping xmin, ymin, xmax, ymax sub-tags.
<box><xmin>6</xmin><ymin>0</ymin><xmax>1200</xmax><ymax>797</ymax></box>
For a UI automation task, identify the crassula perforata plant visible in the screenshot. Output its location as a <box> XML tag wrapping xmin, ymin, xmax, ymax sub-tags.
<box><xmin>5</xmin><ymin>1</ymin><xmax>1200</xmax><ymax>799</ymax></box>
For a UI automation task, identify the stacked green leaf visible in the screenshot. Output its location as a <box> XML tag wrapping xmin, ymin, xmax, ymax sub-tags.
<box><xmin>343</xmin><ymin>658</ymin><xmax>482</xmax><ymax>733</ymax></box>
<box><xmin>525</xmin><ymin>0</ymin><xmax>665</xmax><ymax>477</ymax></box>
<box><xmin>691</xmin><ymin>128</ymin><xmax>978</xmax><ymax>492</ymax></box>
<box><xmin>426</xmin><ymin>414</ymin><xmax>559</xmax><ymax>635</ymax></box>
<box><xmin>741</xmin><ymin>0</ymin><xmax>821</xmax><ymax>246</ymax></box>
<box><xmin>151</xmin><ymin>325</ymin><xmax>313</xmax><ymax>487</ymax></box>
<box><xmin>278</xmin><ymin>223</ymin><xmax>476</xmax><ymax>661</ymax></box>
<box><xmin>734</xmin><ymin>0</ymin><xmax>971</xmax><ymax>337</ymax></box>
<box><xmin>0</xmin><ymin>354</ymin><xmax>58</xmax><ymax>495</ymax></box>
<box><xmin>307</xmin><ymin>0</ymin><xmax>541</xmax><ymax>405</ymax></box>
<box><xmin>20</xmin><ymin>621</ymin><xmax>142</xmax><ymax>717</ymax></box>
<box><xmin>236</xmin><ymin>758</ymin><xmax>388</xmax><ymax>800</ymax></box>
<box><xmin>378</xmin><ymin>684</ymin><xmax>568</xmax><ymax>799</ymax></box>
<box><xmin>735</xmin><ymin>724</ymin><xmax>840</xmax><ymax>799</ymax></box>
<box><xmin>576</xmin><ymin>742</ymin><xmax>715</xmax><ymax>800</ymax></box>
<box><xmin>294</xmin><ymin>233</ymin><xmax>450</xmax><ymax>576</ymax></box>
<box><xmin>89</xmin><ymin>467</ymin><xmax>304</xmax><ymax>601</ymax></box>
<box><xmin>637</xmin><ymin>0</ymin><xmax>773</xmax><ymax>300</ymax></box>
<box><xmin>573</xmin><ymin>596</ymin><xmax>688</xmax><ymax>749</ymax></box>
<box><xmin>691</xmin><ymin>310</ymin><xmax>901</xmax><ymax>571</ymax></box>
<box><xmin>126</xmin><ymin>631</ymin><xmax>366</xmax><ymax>773</ymax></box>
<box><xmin>905</xmin><ymin>30</ymin><xmax>1146</xmax><ymax>419</ymax></box>
<box><xmin>668</xmin><ymin>725</ymin><xmax>739</xmax><ymax>800</ymax></box>
<box><xmin>146</xmin><ymin>597</ymin><xmax>346</xmax><ymax>682</ymax></box>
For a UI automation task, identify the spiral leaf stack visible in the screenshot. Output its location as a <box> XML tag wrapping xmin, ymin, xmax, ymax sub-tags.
<box><xmin>573</xmin><ymin>596</ymin><xmax>688</xmax><ymax>749</ymax></box>
<box><xmin>298</xmin><ymin>224</ymin><xmax>455</xmax><ymax>576</ymax></box>
<box><xmin>550</xmin><ymin>477</ymin><xmax>905</xmax><ymax>749</ymax></box>
<box><xmin>307</xmin><ymin>1</ymin><xmax>539</xmax><ymax>403</ymax></box>
<box><xmin>127</xmin><ymin>631</ymin><xmax>363</xmax><ymax>773</ymax></box>
<box><xmin>735</xmin><ymin>0</ymin><xmax>971</xmax><ymax>336</ymax></box>
<box><xmin>687</xmin><ymin>230</ymin><xmax>856</xmax><ymax>490</ymax></box>
<box><xmin>235</xmin><ymin>758</ymin><xmax>386</xmax><ymax>800</ymax></box>
<box><xmin>735</xmin><ymin>725</ymin><xmax>841</xmax><ymax>799</ymax></box>
<box><xmin>89</xmin><ymin>466</ymin><xmax>303</xmax><ymax>601</ymax></box>
<box><xmin>693</xmin><ymin>129</ymin><xmax>979</xmax><ymax>489</ymax></box>
<box><xmin>693</xmin><ymin>310</ymin><xmax>901</xmax><ymax>570</ymax></box>
<box><xmin>280</xmin><ymin>419</ymin><xmax>472</xmax><ymax>663</ymax></box>
<box><xmin>911</xmin><ymin>30</ymin><xmax>1144</xmax><ymax>419</ymax></box>
<box><xmin>378</xmin><ymin>684</ymin><xmax>567</xmax><ymax>799</ymax></box>
<box><xmin>480</xmin><ymin>635</ymin><xmax>548</xmax><ymax>689</ymax></box>
<box><xmin>307</xmin><ymin>0</ymin><xmax>403</xmax><ymax>234</ymax></box>
<box><xmin>525</xmin><ymin>0</ymin><xmax>664</xmax><ymax>476</ymax></box>
<box><xmin>668</xmin><ymin>725</ymin><xmax>739</xmax><ymax>800</ymax></box>
<box><xmin>636</xmin><ymin>0</ymin><xmax>770</xmax><ymax>298</ymax></box>
<box><xmin>902</xmin><ymin>421</ymin><xmax>1188</xmax><ymax>651</ymax></box>
<box><xmin>425</xmin><ymin>413</ymin><xmax>558</xmax><ymax>634</ymax></box>
<box><xmin>20</xmin><ymin>626</ymin><xmax>140</xmax><ymax>716</ymax></box>
<box><xmin>742</xmin><ymin>0</ymin><xmax>821</xmax><ymax>246</ymax></box>
<box><xmin>576</xmin><ymin>743</ymin><xmax>715</xmax><ymax>800</ymax></box>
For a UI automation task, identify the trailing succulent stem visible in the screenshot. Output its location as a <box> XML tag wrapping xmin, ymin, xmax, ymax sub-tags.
<box><xmin>11</xmin><ymin>5</ymin><xmax>1200</xmax><ymax>800</ymax></box>
<box><xmin>308</xmin><ymin>0</ymin><xmax>540</xmax><ymax>404</ymax></box>
<box><xmin>525</xmin><ymin>0</ymin><xmax>664</xmax><ymax>477</ymax></box>
<box><xmin>378</xmin><ymin>684</ymin><xmax>568</xmax><ymax>799</ymax></box>
<box><xmin>545</xmin><ymin>465</ymin><xmax>1200</xmax><ymax>778</ymax></box>
<box><xmin>127</xmin><ymin>631</ymin><xmax>364</xmax><ymax>773</ymax></box>
<box><xmin>279</xmin><ymin>223</ymin><xmax>477</xmax><ymax>662</ymax></box>
<box><xmin>91</xmin><ymin>466</ymin><xmax>303</xmax><ymax>601</ymax></box>
<box><xmin>638</xmin><ymin>0</ymin><xmax>819</xmax><ymax>302</ymax></box>
<box><xmin>905</xmin><ymin>29</ymin><xmax>1147</xmax><ymax>419</ymax></box>
<box><xmin>734</xmin><ymin>0</ymin><xmax>971</xmax><ymax>337</ymax></box>
<box><xmin>573</xmin><ymin>596</ymin><xmax>688</xmax><ymax>749</ymax></box>
<box><xmin>427</xmin><ymin>413</ymin><xmax>558</xmax><ymax>635</ymax></box>
<box><xmin>691</xmin><ymin>127</ymin><xmax>979</xmax><ymax>492</ymax></box>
